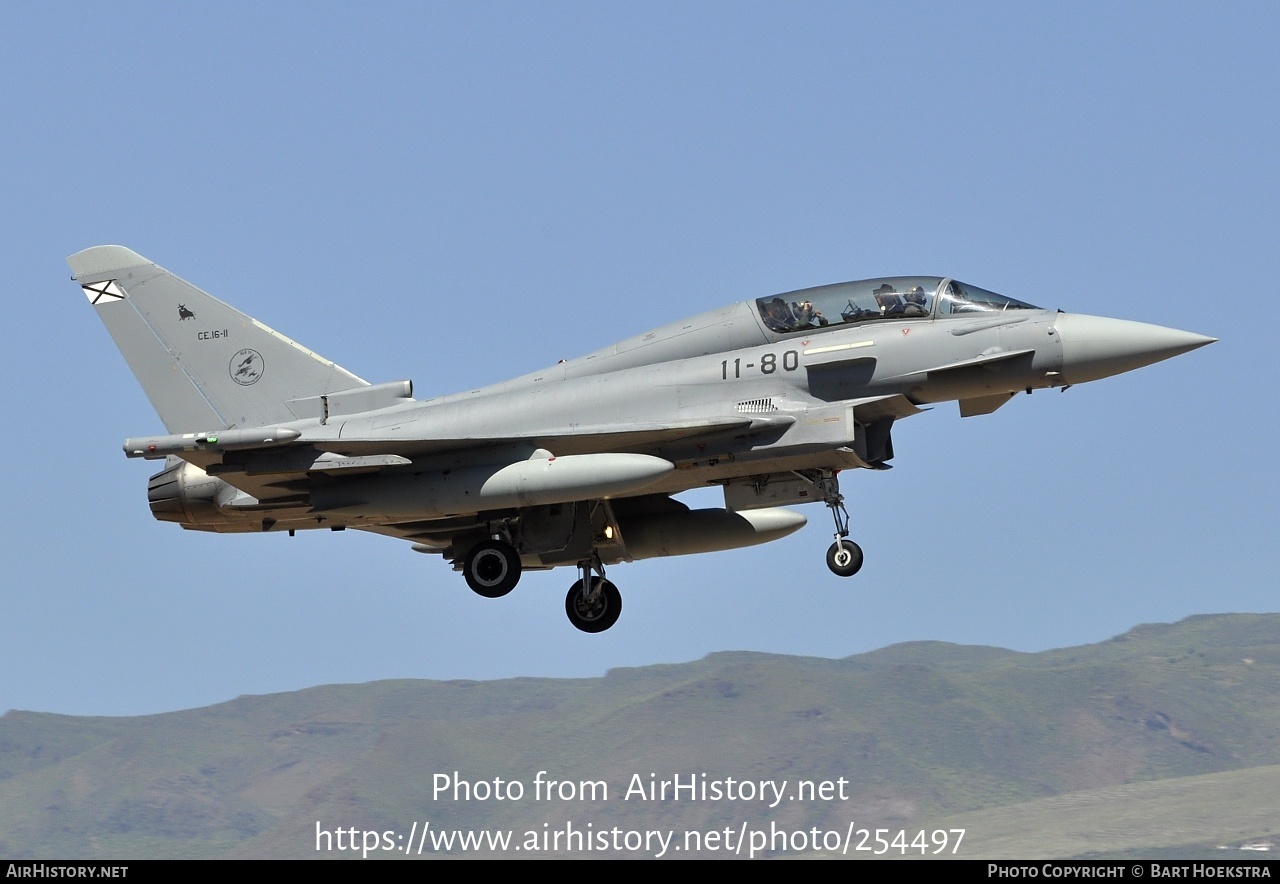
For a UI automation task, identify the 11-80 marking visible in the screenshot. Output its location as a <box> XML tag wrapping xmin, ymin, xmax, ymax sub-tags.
<box><xmin>721</xmin><ymin>350</ymin><xmax>799</xmax><ymax>379</ymax></box>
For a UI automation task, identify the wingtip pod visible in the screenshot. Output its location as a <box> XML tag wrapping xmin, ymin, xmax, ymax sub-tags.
<box><xmin>67</xmin><ymin>245</ymin><xmax>153</xmax><ymax>280</ymax></box>
<box><xmin>123</xmin><ymin>427</ymin><xmax>304</xmax><ymax>459</ymax></box>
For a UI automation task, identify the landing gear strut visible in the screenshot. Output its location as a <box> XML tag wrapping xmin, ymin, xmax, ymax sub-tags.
<box><xmin>820</xmin><ymin>473</ymin><xmax>863</xmax><ymax>577</ymax></box>
<box><xmin>463</xmin><ymin>539</ymin><xmax>522</xmax><ymax>598</ymax></box>
<box><xmin>565</xmin><ymin>555</ymin><xmax>622</xmax><ymax>633</ymax></box>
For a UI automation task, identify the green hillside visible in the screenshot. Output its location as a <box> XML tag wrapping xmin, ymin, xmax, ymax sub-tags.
<box><xmin>918</xmin><ymin>764</ymin><xmax>1280</xmax><ymax>860</ymax></box>
<box><xmin>1</xmin><ymin>613</ymin><xmax>1277</xmax><ymax>858</ymax></box>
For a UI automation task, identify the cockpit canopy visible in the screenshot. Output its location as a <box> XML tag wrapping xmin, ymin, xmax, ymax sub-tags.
<box><xmin>754</xmin><ymin>277</ymin><xmax>1039</xmax><ymax>335</ymax></box>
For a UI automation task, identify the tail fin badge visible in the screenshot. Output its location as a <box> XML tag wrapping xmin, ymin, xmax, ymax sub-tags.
<box><xmin>82</xmin><ymin>280</ymin><xmax>126</xmax><ymax>305</ymax></box>
<box><xmin>229</xmin><ymin>349</ymin><xmax>264</xmax><ymax>386</ymax></box>
<box><xmin>178</xmin><ymin>303</ymin><xmax>195</xmax><ymax>321</ymax></box>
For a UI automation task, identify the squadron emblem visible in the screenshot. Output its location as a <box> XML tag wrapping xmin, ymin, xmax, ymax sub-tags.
<box><xmin>229</xmin><ymin>348</ymin><xmax>264</xmax><ymax>386</ymax></box>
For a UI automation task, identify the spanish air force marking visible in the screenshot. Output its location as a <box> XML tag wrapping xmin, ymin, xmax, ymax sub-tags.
<box><xmin>229</xmin><ymin>349</ymin><xmax>264</xmax><ymax>386</ymax></box>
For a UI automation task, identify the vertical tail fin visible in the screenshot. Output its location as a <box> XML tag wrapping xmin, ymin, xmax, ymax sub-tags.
<box><xmin>69</xmin><ymin>246</ymin><xmax>367</xmax><ymax>432</ymax></box>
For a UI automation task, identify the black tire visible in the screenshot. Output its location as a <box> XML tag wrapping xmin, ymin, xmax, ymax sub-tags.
<box><xmin>565</xmin><ymin>578</ymin><xmax>622</xmax><ymax>633</ymax></box>
<box><xmin>463</xmin><ymin>540</ymin><xmax>522</xmax><ymax>598</ymax></box>
<box><xmin>826</xmin><ymin>540</ymin><xmax>864</xmax><ymax>577</ymax></box>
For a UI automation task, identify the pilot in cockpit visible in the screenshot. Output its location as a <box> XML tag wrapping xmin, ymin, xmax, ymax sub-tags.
<box><xmin>762</xmin><ymin>297</ymin><xmax>797</xmax><ymax>332</ymax></box>
<box><xmin>902</xmin><ymin>285</ymin><xmax>929</xmax><ymax>317</ymax></box>
<box><xmin>873</xmin><ymin>283</ymin><xmax>904</xmax><ymax>316</ymax></box>
<box><xmin>945</xmin><ymin>282</ymin><xmax>980</xmax><ymax>313</ymax></box>
<box><xmin>792</xmin><ymin>299</ymin><xmax>828</xmax><ymax>327</ymax></box>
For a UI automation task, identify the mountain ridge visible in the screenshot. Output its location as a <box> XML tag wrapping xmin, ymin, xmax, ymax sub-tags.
<box><xmin>2</xmin><ymin>613</ymin><xmax>1276</xmax><ymax>858</ymax></box>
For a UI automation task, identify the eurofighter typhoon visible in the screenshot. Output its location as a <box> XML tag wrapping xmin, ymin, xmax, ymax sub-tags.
<box><xmin>70</xmin><ymin>247</ymin><xmax>1214</xmax><ymax>632</ymax></box>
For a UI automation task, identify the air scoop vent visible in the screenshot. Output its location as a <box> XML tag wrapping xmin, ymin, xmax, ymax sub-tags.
<box><xmin>736</xmin><ymin>398</ymin><xmax>778</xmax><ymax>413</ymax></box>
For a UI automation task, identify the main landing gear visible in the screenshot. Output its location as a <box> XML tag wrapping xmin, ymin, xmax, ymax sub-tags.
<box><xmin>459</xmin><ymin>530</ymin><xmax>624</xmax><ymax>633</ymax></box>
<box><xmin>820</xmin><ymin>472</ymin><xmax>863</xmax><ymax>578</ymax></box>
<box><xmin>463</xmin><ymin>538</ymin><xmax>522</xmax><ymax>598</ymax></box>
<box><xmin>565</xmin><ymin>555</ymin><xmax>622</xmax><ymax>633</ymax></box>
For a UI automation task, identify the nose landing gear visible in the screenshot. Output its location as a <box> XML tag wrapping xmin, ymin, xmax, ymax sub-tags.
<box><xmin>820</xmin><ymin>473</ymin><xmax>863</xmax><ymax>577</ymax></box>
<box><xmin>826</xmin><ymin>538</ymin><xmax>864</xmax><ymax>577</ymax></box>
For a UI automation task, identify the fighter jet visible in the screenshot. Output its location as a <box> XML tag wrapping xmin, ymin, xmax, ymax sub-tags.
<box><xmin>70</xmin><ymin>246</ymin><xmax>1215</xmax><ymax>632</ymax></box>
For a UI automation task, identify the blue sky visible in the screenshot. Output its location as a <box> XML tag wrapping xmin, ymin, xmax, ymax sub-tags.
<box><xmin>1</xmin><ymin>2</ymin><xmax>1273</xmax><ymax>716</ymax></box>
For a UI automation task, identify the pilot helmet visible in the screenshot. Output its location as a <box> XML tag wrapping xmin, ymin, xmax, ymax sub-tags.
<box><xmin>873</xmin><ymin>283</ymin><xmax>897</xmax><ymax>307</ymax></box>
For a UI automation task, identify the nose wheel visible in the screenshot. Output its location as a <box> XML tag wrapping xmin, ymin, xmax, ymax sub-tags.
<box><xmin>826</xmin><ymin>539</ymin><xmax>864</xmax><ymax>577</ymax></box>
<box><xmin>820</xmin><ymin>472</ymin><xmax>863</xmax><ymax>578</ymax></box>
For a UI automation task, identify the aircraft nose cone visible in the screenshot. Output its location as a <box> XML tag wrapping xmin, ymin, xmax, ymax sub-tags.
<box><xmin>1054</xmin><ymin>313</ymin><xmax>1216</xmax><ymax>384</ymax></box>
